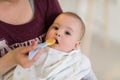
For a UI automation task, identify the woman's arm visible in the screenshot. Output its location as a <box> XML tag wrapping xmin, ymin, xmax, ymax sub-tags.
<box><xmin>0</xmin><ymin>51</ymin><xmax>16</xmax><ymax>76</ymax></box>
<box><xmin>0</xmin><ymin>41</ymin><xmax>42</xmax><ymax>76</ymax></box>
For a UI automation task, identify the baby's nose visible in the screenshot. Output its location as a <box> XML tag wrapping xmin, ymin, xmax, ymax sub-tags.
<box><xmin>56</xmin><ymin>33</ymin><xmax>60</xmax><ymax>37</ymax></box>
<box><xmin>55</xmin><ymin>31</ymin><xmax>62</xmax><ymax>37</ymax></box>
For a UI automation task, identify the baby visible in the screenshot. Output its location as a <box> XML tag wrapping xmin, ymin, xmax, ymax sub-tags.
<box><xmin>13</xmin><ymin>12</ymin><xmax>97</xmax><ymax>80</ymax></box>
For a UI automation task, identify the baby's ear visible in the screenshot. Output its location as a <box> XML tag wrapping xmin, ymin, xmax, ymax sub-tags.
<box><xmin>74</xmin><ymin>40</ymin><xmax>80</xmax><ymax>49</ymax></box>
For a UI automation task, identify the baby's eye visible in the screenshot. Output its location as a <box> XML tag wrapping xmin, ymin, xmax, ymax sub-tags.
<box><xmin>53</xmin><ymin>26</ymin><xmax>59</xmax><ymax>30</ymax></box>
<box><xmin>65</xmin><ymin>31</ymin><xmax>71</xmax><ymax>35</ymax></box>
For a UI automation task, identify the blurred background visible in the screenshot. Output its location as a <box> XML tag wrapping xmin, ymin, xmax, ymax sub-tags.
<box><xmin>59</xmin><ymin>0</ymin><xmax>120</xmax><ymax>80</ymax></box>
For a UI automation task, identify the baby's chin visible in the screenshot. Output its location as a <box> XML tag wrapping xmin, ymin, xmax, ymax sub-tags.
<box><xmin>49</xmin><ymin>45</ymin><xmax>61</xmax><ymax>50</ymax></box>
<box><xmin>49</xmin><ymin>44</ymin><xmax>57</xmax><ymax>49</ymax></box>
<box><xmin>49</xmin><ymin>45</ymin><xmax>72</xmax><ymax>53</ymax></box>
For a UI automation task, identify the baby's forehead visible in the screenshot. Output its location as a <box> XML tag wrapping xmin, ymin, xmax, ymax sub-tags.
<box><xmin>56</xmin><ymin>12</ymin><xmax>85</xmax><ymax>40</ymax></box>
<box><xmin>60</xmin><ymin>14</ymin><xmax>83</xmax><ymax>30</ymax></box>
<box><xmin>63</xmin><ymin>14</ymin><xmax>83</xmax><ymax>25</ymax></box>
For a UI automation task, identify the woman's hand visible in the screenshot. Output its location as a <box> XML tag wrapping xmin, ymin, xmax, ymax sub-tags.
<box><xmin>0</xmin><ymin>41</ymin><xmax>42</xmax><ymax>76</ymax></box>
<box><xmin>11</xmin><ymin>41</ymin><xmax>43</xmax><ymax>68</ymax></box>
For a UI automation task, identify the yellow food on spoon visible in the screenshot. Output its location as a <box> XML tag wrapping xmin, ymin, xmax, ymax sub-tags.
<box><xmin>46</xmin><ymin>38</ymin><xmax>56</xmax><ymax>46</ymax></box>
<box><xmin>29</xmin><ymin>38</ymin><xmax>56</xmax><ymax>60</ymax></box>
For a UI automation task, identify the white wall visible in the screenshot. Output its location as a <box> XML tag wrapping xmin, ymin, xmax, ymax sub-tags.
<box><xmin>109</xmin><ymin>0</ymin><xmax>120</xmax><ymax>43</ymax></box>
<box><xmin>59</xmin><ymin>0</ymin><xmax>120</xmax><ymax>43</ymax></box>
<box><xmin>58</xmin><ymin>0</ymin><xmax>120</xmax><ymax>80</ymax></box>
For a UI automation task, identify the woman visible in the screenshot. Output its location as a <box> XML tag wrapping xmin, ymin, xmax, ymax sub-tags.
<box><xmin>0</xmin><ymin>0</ymin><xmax>62</xmax><ymax>77</ymax></box>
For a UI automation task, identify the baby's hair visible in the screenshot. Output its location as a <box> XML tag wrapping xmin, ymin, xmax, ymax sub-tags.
<box><xmin>60</xmin><ymin>12</ymin><xmax>85</xmax><ymax>40</ymax></box>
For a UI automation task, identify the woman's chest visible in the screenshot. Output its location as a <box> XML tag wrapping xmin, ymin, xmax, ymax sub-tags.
<box><xmin>0</xmin><ymin>1</ymin><xmax>33</xmax><ymax>25</ymax></box>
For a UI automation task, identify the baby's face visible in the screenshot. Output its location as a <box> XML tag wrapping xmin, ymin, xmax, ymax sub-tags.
<box><xmin>46</xmin><ymin>14</ymin><xmax>81</xmax><ymax>52</ymax></box>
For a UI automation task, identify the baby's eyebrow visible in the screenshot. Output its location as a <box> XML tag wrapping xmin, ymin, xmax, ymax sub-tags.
<box><xmin>66</xmin><ymin>26</ymin><xmax>73</xmax><ymax>32</ymax></box>
<box><xmin>53</xmin><ymin>23</ymin><xmax>60</xmax><ymax>26</ymax></box>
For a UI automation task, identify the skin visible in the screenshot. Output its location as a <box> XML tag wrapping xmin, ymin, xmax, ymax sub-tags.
<box><xmin>0</xmin><ymin>0</ymin><xmax>41</xmax><ymax>76</ymax></box>
<box><xmin>46</xmin><ymin>13</ymin><xmax>82</xmax><ymax>52</ymax></box>
<box><xmin>0</xmin><ymin>41</ymin><xmax>42</xmax><ymax>76</ymax></box>
<box><xmin>0</xmin><ymin>0</ymin><xmax>33</xmax><ymax>25</ymax></box>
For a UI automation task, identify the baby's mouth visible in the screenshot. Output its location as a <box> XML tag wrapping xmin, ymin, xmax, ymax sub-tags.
<box><xmin>55</xmin><ymin>39</ymin><xmax>59</xmax><ymax>44</ymax></box>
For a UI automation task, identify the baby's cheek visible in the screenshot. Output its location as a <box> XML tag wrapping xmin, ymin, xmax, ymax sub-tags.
<box><xmin>63</xmin><ymin>43</ymin><xmax>74</xmax><ymax>51</ymax></box>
